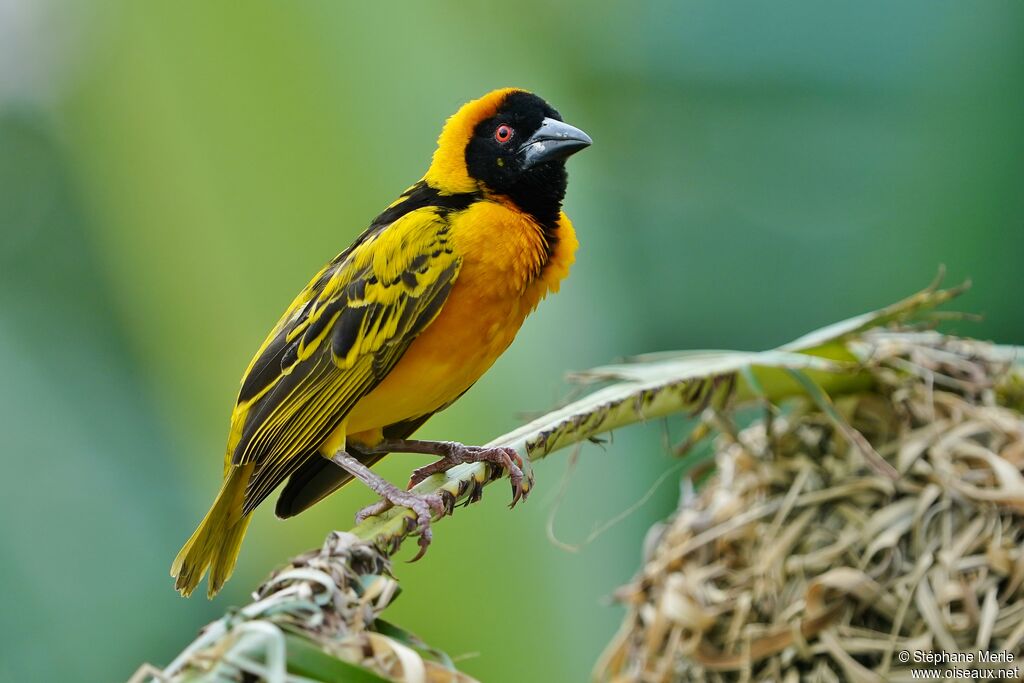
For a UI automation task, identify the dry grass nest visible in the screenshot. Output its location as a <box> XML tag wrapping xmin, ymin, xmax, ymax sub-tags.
<box><xmin>598</xmin><ymin>331</ymin><xmax>1024</xmax><ymax>682</ymax></box>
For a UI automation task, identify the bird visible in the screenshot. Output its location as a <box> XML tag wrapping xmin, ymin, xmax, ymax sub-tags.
<box><xmin>170</xmin><ymin>88</ymin><xmax>591</xmax><ymax>598</ymax></box>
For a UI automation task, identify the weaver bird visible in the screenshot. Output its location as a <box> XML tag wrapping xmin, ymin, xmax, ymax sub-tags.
<box><xmin>171</xmin><ymin>88</ymin><xmax>591</xmax><ymax>597</ymax></box>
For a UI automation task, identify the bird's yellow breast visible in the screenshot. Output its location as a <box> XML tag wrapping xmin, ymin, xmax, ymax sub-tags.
<box><xmin>344</xmin><ymin>201</ymin><xmax>577</xmax><ymax>445</ymax></box>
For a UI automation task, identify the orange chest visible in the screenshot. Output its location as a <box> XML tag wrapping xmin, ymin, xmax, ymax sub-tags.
<box><xmin>344</xmin><ymin>203</ymin><xmax>577</xmax><ymax>435</ymax></box>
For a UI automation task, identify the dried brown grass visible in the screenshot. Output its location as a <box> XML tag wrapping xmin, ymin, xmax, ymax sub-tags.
<box><xmin>597</xmin><ymin>332</ymin><xmax>1024</xmax><ymax>682</ymax></box>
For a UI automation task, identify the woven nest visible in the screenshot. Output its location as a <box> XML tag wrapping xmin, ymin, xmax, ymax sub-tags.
<box><xmin>598</xmin><ymin>332</ymin><xmax>1024</xmax><ymax>682</ymax></box>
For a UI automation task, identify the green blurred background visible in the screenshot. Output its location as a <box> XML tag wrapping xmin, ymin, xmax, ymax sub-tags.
<box><xmin>1</xmin><ymin>1</ymin><xmax>1022</xmax><ymax>681</ymax></box>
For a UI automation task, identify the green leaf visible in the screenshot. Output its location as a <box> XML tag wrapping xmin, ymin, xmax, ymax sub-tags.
<box><xmin>284</xmin><ymin>634</ymin><xmax>392</xmax><ymax>683</ymax></box>
<box><xmin>374</xmin><ymin>619</ymin><xmax>456</xmax><ymax>670</ymax></box>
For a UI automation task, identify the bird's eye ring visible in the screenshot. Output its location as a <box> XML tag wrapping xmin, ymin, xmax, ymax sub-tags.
<box><xmin>494</xmin><ymin>124</ymin><xmax>513</xmax><ymax>143</ymax></box>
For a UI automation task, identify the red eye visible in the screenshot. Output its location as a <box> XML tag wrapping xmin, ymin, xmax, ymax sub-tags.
<box><xmin>494</xmin><ymin>124</ymin><xmax>513</xmax><ymax>143</ymax></box>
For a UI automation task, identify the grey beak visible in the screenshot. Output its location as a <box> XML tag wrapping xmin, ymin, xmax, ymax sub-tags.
<box><xmin>518</xmin><ymin>117</ymin><xmax>592</xmax><ymax>169</ymax></box>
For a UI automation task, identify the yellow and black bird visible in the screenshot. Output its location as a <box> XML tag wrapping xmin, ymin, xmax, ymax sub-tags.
<box><xmin>171</xmin><ymin>88</ymin><xmax>591</xmax><ymax>598</ymax></box>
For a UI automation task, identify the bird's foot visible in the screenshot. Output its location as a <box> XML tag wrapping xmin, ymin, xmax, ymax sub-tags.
<box><xmin>407</xmin><ymin>442</ymin><xmax>533</xmax><ymax>508</ymax></box>
<box><xmin>331</xmin><ymin>450</ymin><xmax>450</xmax><ymax>560</ymax></box>
<box><xmin>354</xmin><ymin>485</ymin><xmax>449</xmax><ymax>561</ymax></box>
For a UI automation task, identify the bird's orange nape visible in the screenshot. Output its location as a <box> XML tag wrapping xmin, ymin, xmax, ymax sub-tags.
<box><xmin>424</xmin><ymin>87</ymin><xmax>524</xmax><ymax>192</ymax></box>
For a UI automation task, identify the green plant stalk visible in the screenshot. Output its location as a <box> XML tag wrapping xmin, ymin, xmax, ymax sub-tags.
<box><xmin>351</xmin><ymin>358</ymin><xmax>869</xmax><ymax>548</ymax></box>
<box><xmin>350</xmin><ymin>281</ymin><xmax>965</xmax><ymax>552</ymax></box>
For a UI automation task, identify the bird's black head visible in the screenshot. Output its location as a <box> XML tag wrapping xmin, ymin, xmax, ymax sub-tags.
<box><xmin>462</xmin><ymin>91</ymin><xmax>591</xmax><ymax>228</ymax></box>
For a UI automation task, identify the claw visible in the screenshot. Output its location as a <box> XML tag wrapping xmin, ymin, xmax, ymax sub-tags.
<box><xmin>409</xmin><ymin>529</ymin><xmax>431</xmax><ymax>562</ymax></box>
<box><xmin>407</xmin><ymin>460</ymin><xmax>450</xmax><ymax>488</ymax></box>
<box><xmin>405</xmin><ymin>444</ymin><xmax>532</xmax><ymax>510</ymax></box>
<box><xmin>405</xmin><ymin>492</ymin><xmax>448</xmax><ymax>562</ymax></box>
<box><xmin>354</xmin><ymin>486</ymin><xmax>448</xmax><ymax>559</ymax></box>
<box><xmin>355</xmin><ymin>498</ymin><xmax>393</xmax><ymax>523</ymax></box>
<box><xmin>509</xmin><ymin>451</ymin><xmax>535</xmax><ymax>509</ymax></box>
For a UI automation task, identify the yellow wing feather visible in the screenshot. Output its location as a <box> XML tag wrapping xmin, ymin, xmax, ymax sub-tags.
<box><xmin>227</xmin><ymin>205</ymin><xmax>462</xmax><ymax>512</ymax></box>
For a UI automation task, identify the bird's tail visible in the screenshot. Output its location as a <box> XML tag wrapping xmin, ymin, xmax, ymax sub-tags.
<box><xmin>170</xmin><ymin>464</ymin><xmax>253</xmax><ymax>598</ymax></box>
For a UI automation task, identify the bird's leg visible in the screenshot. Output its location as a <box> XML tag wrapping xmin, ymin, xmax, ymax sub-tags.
<box><xmin>329</xmin><ymin>450</ymin><xmax>449</xmax><ymax>560</ymax></box>
<box><xmin>368</xmin><ymin>438</ymin><xmax>532</xmax><ymax>508</ymax></box>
